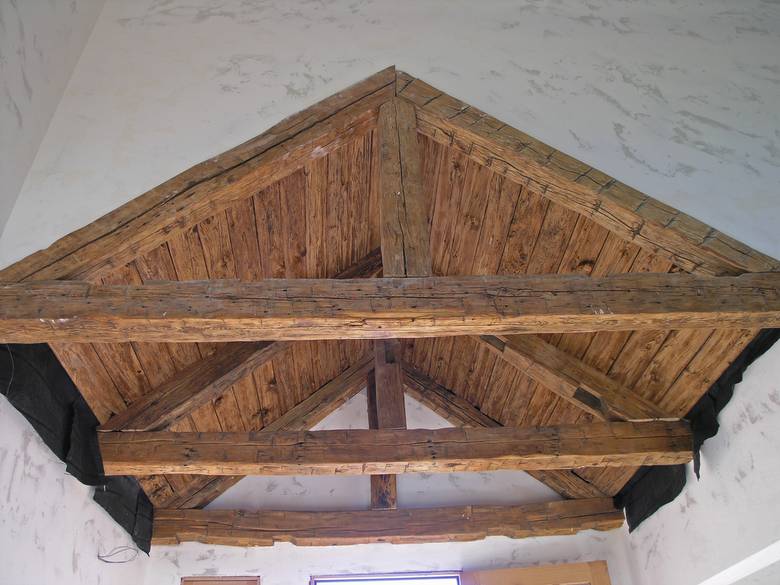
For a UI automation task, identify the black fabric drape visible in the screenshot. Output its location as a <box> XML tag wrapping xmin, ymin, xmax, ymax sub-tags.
<box><xmin>0</xmin><ymin>344</ymin><xmax>152</xmax><ymax>553</ymax></box>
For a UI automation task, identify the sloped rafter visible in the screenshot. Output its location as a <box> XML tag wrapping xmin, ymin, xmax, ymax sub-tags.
<box><xmin>0</xmin><ymin>67</ymin><xmax>396</xmax><ymax>284</ymax></box>
<box><xmin>2</xmin><ymin>272</ymin><xmax>779</xmax><ymax>343</ymax></box>
<box><xmin>477</xmin><ymin>335</ymin><xmax>670</xmax><ymax>421</ymax></box>
<box><xmin>157</xmin><ymin>353</ymin><xmax>375</xmax><ymax>509</ymax></box>
<box><xmin>98</xmin><ymin>248</ymin><xmax>382</xmax><ymax>433</ymax></box>
<box><xmin>401</xmin><ymin>364</ymin><xmax>608</xmax><ymax>499</ymax></box>
<box><xmin>396</xmin><ymin>70</ymin><xmax>779</xmax><ymax>277</ymax></box>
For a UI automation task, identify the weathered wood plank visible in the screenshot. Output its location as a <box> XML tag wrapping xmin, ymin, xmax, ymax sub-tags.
<box><xmin>368</xmin><ymin>340</ymin><xmax>406</xmax><ymax>509</ymax></box>
<box><xmin>153</xmin><ymin>498</ymin><xmax>624</xmax><ymax>546</ymax></box>
<box><xmin>397</xmin><ymin>71</ymin><xmax>779</xmax><ymax>276</ymax></box>
<box><xmin>0</xmin><ymin>69</ymin><xmax>395</xmax><ymax>283</ymax></box>
<box><xmin>99</xmin><ymin>342</ymin><xmax>286</xmax><ymax>431</ymax></box>
<box><xmin>99</xmin><ymin>420</ymin><xmax>692</xmax><ymax>476</ymax></box>
<box><xmin>378</xmin><ymin>98</ymin><xmax>431</xmax><ymax>276</ymax></box>
<box><xmin>401</xmin><ymin>363</ymin><xmax>607</xmax><ymax>499</ymax></box>
<box><xmin>477</xmin><ymin>335</ymin><xmax>669</xmax><ymax>421</ymax></box>
<box><xmin>3</xmin><ymin>272</ymin><xmax>779</xmax><ymax>342</ymax></box>
<box><xmin>156</xmin><ymin>353</ymin><xmax>374</xmax><ymax>509</ymax></box>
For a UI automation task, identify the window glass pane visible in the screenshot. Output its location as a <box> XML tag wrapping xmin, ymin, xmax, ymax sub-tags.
<box><xmin>314</xmin><ymin>577</ymin><xmax>459</xmax><ymax>585</ymax></box>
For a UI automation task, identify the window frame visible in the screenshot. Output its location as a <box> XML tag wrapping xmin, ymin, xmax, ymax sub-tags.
<box><xmin>310</xmin><ymin>571</ymin><xmax>462</xmax><ymax>585</ymax></box>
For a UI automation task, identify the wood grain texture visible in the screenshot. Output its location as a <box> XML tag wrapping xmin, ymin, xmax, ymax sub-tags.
<box><xmin>153</xmin><ymin>498</ymin><xmax>624</xmax><ymax>546</ymax></box>
<box><xmin>378</xmin><ymin>98</ymin><xmax>431</xmax><ymax>276</ymax></box>
<box><xmin>4</xmin><ymin>272</ymin><xmax>779</xmax><ymax>342</ymax></box>
<box><xmin>462</xmin><ymin>561</ymin><xmax>612</xmax><ymax>585</ymax></box>
<box><xmin>401</xmin><ymin>363</ymin><xmax>607</xmax><ymax>499</ymax></box>
<box><xmin>99</xmin><ymin>342</ymin><xmax>286</xmax><ymax>431</ymax></box>
<box><xmin>397</xmin><ymin>70</ymin><xmax>779</xmax><ymax>276</ymax></box>
<box><xmin>99</xmin><ymin>420</ymin><xmax>692</xmax><ymax>476</ymax></box>
<box><xmin>368</xmin><ymin>340</ymin><xmax>406</xmax><ymax>509</ymax></box>
<box><xmin>155</xmin><ymin>353</ymin><xmax>374</xmax><ymax>509</ymax></box>
<box><xmin>477</xmin><ymin>335</ymin><xmax>669</xmax><ymax>421</ymax></box>
<box><xmin>0</xmin><ymin>68</ymin><xmax>395</xmax><ymax>283</ymax></box>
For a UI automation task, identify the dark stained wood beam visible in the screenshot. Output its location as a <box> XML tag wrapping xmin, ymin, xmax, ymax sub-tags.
<box><xmin>397</xmin><ymin>70</ymin><xmax>779</xmax><ymax>277</ymax></box>
<box><xmin>401</xmin><ymin>364</ymin><xmax>608</xmax><ymax>499</ymax></box>
<box><xmin>2</xmin><ymin>272</ymin><xmax>779</xmax><ymax>342</ymax></box>
<box><xmin>367</xmin><ymin>340</ymin><xmax>406</xmax><ymax>509</ymax></box>
<box><xmin>477</xmin><ymin>335</ymin><xmax>669</xmax><ymax>421</ymax></box>
<box><xmin>156</xmin><ymin>353</ymin><xmax>374</xmax><ymax>509</ymax></box>
<box><xmin>153</xmin><ymin>498</ymin><xmax>624</xmax><ymax>546</ymax></box>
<box><xmin>0</xmin><ymin>68</ymin><xmax>396</xmax><ymax>283</ymax></box>
<box><xmin>99</xmin><ymin>420</ymin><xmax>693</xmax><ymax>476</ymax></box>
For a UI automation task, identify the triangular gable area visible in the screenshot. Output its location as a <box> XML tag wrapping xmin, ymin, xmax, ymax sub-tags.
<box><xmin>1</xmin><ymin>66</ymin><xmax>779</xmax><ymax>547</ymax></box>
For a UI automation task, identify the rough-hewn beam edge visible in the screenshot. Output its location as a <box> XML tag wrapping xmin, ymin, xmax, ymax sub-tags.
<box><xmin>3</xmin><ymin>272</ymin><xmax>779</xmax><ymax>342</ymax></box>
<box><xmin>396</xmin><ymin>70</ymin><xmax>779</xmax><ymax>277</ymax></box>
<box><xmin>1</xmin><ymin>68</ymin><xmax>396</xmax><ymax>283</ymax></box>
<box><xmin>401</xmin><ymin>363</ymin><xmax>608</xmax><ymax>499</ymax></box>
<box><xmin>153</xmin><ymin>498</ymin><xmax>625</xmax><ymax>546</ymax></box>
<box><xmin>99</xmin><ymin>420</ymin><xmax>693</xmax><ymax>476</ymax></box>
<box><xmin>157</xmin><ymin>353</ymin><xmax>375</xmax><ymax>509</ymax></box>
<box><xmin>477</xmin><ymin>334</ymin><xmax>670</xmax><ymax>421</ymax></box>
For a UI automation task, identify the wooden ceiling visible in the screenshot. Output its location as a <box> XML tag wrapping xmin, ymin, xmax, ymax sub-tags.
<box><xmin>1</xmin><ymin>66</ymin><xmax>778</xmax><ymax>547</ymax></box>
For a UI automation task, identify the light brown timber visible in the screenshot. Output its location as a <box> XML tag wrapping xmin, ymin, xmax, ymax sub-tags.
<box><xmin>99</xmin><ymin>420</ymin><xmax>693</xmax><ymax>476</ymax></box>
<box><xmin>152</xmin><ymin>498</ymin><xmax>624</xmax><ymax>546</ymax></box>
<box><xmin>401</xmin><ymin>363</ymin><xmax>607</xmax><ymax>499</ymax></box>
<box><xmin>477</xmin><ymin>335</ymin><xmax>669</xmax><ymax>421</ymax></box>
<box><xmin>99</xmin><ymin>342</ymin><xmax>286</xmax><ymax>431</ymax></box>
<box><xmin>378</xmin><ymin>98</ymin><xmax>431</xmax><ymax>276</ymax></box>
<box><xmin>156</xmin><ymin>353</ymin><xmax>374</xmax><ymax>508</ymax></box>
<box><xmin>0</xmin><ymin>68</ymin><xmax>395</xmax><ymax>283</ymax></box>
<box><xmin>3</xmin><ymin>273</ymin><xmax>780</xmax><ymax>342</ymax></box>
<box><xmin>396</xmin><ymin>70</ymin><xmax>779</xmax><ymax>277</ymax></box>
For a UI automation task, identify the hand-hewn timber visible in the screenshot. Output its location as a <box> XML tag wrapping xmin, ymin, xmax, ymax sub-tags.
<box><xmin>99</xmin><ymin>420</ymin><xmax>692</xmax><ymax>476</ymax></box>
<box><xmin>3</xmin><ymin>273</ymin><xmax>780</xmax><ymax>342</ymax></box>
<box><xmin>378</xmin><ymin>98</ymin><xmax>431</xmax><ymax>277</ymax></box>
<box><xmin>401</xmin><ymin>364</ymin><xmax>608</xmax><ymax>499</ymax></box>
<box><xmin>0</xmin><ymin>68</ymin><xmax>395</xmax><ymax>283</ymax></box>
<box><xmin>368</xmin><ymin>340</ymin><xmax>406</xmax><ymax>509</ymax></box>
<box><xmin>477</xmin><ymin>335</ymin><xmax>669</xmax><ymax>421</ymax></box>
<box><xmin>155</xmin><ymin>354</ymin><xmax>375</xmax><ymax>509</ymax></box>
<box><xmin>98</xmin><ymin>248</ymin><xmax>382</xmax><ymax>431</ymax></box>
<box><xmin>152</xmin><ymin>498</ymin><xmax>624</xmax><ymax>546</ymax></box>
<box><xmin>99</xmin><ymin>342</ymin><xmax>286</xmax><ymax>432</ymax></box>
<box><xmin>396</xmin><ymin>70</ymin><xmax>779</xmax><ymax>277</ymax></box>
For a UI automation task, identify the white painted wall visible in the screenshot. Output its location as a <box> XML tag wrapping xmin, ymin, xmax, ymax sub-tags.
<box><xmin>622</xmin><ymin>342</ymin><xmax>780</xmax><ymax>585</ymax></box>
<box><xmin>0</xmin><ymin>0</ymin><xmax>106</xmax><ymax>235</ymax></box>
<box><xmin>0</xmin><ymin>395</ymin><xmax>147</xmax><ymax>585</ymax></box>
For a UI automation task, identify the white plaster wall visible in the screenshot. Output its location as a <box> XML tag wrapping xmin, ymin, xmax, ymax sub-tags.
<box><xmin>0</xmin><ymin>0</ymin><xmax>106</xmax><ymax>235</ymax></box>
<box><xmin>2</xmin><ymin>0</ymin><xmax>780</xmax><ymax>264</ymax></box>
<box><xmin>0</xmin><ymin>395</ymin><xmax>148</xmax><ymax>585</ymax></box>
<box><xmin>622</xmin><ymin>342</ymin><xmax>780</xmax><ymax>585</ymax></box>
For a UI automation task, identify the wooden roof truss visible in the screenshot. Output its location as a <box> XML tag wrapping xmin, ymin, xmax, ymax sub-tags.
<box><xmin>2</xmin><ymin>66</ymin><xmax>778</xmax><ymax>547</ymax></box>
